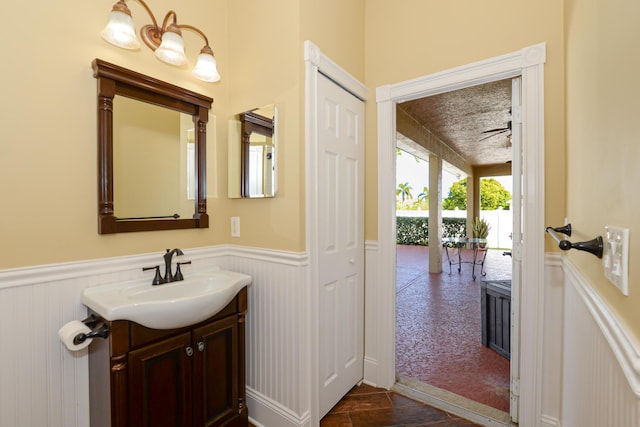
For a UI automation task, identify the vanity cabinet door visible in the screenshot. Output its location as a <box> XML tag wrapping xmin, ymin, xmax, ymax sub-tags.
<box><xmin>192</xmin><ymin>315</ymin><xmax>241</xmax><ymax>426</ymax></box>
<box><xmin>128</xmin><ymin>332</ymin><xmax>193</xmax><ymax>427</ymax></box>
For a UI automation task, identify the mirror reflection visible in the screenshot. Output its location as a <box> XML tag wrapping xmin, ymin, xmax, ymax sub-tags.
<box><xmin>228</xmin><ymin>105</ymin><xmax>277</xmax><ymax>198</ymax></box>
<box><xmin>113</xmin><ymin>97</ymin><xmax>196</xmax><ymax>220</ymax></box>
<box><xmin>93</xmin><ymin>58</ymin><xmax>211</xmax><ymax>234</ymax></box>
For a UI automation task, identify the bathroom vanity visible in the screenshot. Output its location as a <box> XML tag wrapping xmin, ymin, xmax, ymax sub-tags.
<box><xmin>87</xmin><ymin>287</ymin><xmax>248</xmax><ymax>427</ymax></box>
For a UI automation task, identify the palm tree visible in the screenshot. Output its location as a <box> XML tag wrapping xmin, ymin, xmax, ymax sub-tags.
<box><xmin>417</xmin><ymin>186</ymin><xmax>429</xmax><ymax>202</ymax></box>
<box><xmin>396</xmin><ymin>182</ymin><xmax>413</xmax><ymax>203</ymax></box>
<box><xmin>416</xmin><ymin>186</ymin><xmax>429</xmax><ymax>209</ymax></box>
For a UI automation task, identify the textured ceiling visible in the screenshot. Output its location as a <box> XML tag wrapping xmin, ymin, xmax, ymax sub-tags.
<box><xmin>398</xmin><ymin>78</ymin><xmax>513</xmax><ymax>166</ymax></box>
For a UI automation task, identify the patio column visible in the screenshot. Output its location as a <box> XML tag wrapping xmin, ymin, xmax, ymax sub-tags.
<box><xmin>428</xmin><ymin>154</ymin><xmax>442</xmax><ymax>273</ymax></box>
<box><xmin>466</xmin><ymin>172</ymin><xmax>477</xmax><ymax>237</ymax></box>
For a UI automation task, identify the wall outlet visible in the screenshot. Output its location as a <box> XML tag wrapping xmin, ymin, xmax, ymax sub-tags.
<box><xmin>603</xmin><ymin>225</ymin><xmax>629</xmax><ymax>296</ymax></box>
<box><xmin>231</xmin><ymin>217</ymin><xmax>240</xmax><ymax>238</ymax></box>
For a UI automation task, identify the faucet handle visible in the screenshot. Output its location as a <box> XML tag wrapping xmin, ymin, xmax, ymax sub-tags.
<box><xmin>174</xmin><ymin>261</ymin><xmax>192</xmax><ymax>281</ymax></box>
<box><xmin>143</xmin><ymin>265</ymin><xmax>165</xmax><ymax>286</ymax></box>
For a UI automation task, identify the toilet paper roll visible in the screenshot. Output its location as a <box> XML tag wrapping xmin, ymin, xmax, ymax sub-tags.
<box><xmin>58</xmin><ymin>320</ymin><xmax>93</xmax><ymax>351</ymax></box>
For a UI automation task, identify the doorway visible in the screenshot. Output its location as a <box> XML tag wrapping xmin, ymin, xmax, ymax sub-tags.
<box><xmin>396</xmin><ymin>149</ymin><xmax>512</xmax><ymax>419</ymax></box>
<box><xmin>394</xmin><ymin>80</ymin><xmax>516</xmax><ymax>412</ymax></box>
<box><xmin>374</xmin><ymin>43</ymin><xmax>546</xmax><ymax>427</ymax></box>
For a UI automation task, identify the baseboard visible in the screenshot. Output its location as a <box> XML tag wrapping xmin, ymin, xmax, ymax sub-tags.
<box><xmin>540</xmin><ymin>414</ymin><xmax>561</xmax><ymax>427</ymax></box>
<box><xmin>363</xmin><ymin>356</ymin><xmax>379</xmax><ymax>387</ymax></box>
<box><xmin>247</xmin><ymin>417</ymin><xmax>265</xmax><ymax>427</ymax></box>
<box><xmin>246</xmin><ymin>387</ymin><xmax>310</xmax><ymax>427</ymax></box>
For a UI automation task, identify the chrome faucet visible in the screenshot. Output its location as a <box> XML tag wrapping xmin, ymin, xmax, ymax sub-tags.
<box><xmin>143</xmin><ymin>248</ymin><xmax>191</xmax><ymax>285</ymax></box>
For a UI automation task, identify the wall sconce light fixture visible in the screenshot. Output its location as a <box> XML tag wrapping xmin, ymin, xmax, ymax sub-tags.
<box><xmin>101</xmin><ymin>0</ymin><xmax>220</xmax><ymax>82</ymax></box>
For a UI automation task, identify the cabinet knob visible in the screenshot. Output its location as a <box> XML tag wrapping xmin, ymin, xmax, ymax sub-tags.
<box><xmin>197</xmin><ymin>341</ymin><xmax>205</xmax><ymax>352</ymax></box>
<box><xmin>185</xmin><ymin>346</ymin><xmax>194</xmax><ymax>357</ymax></box>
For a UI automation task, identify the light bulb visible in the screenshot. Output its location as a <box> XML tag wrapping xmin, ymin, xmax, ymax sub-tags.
<box><xmin>100</xmin><ymin>4</ymin><xmax>140</xmax><ymax>50</ymax></box>
<box><xmin>192</xmin><ymin>49</ymin><xmax>220</xmax><ymax>82</ymax></box>
<box><xmin>155</xmin><ymin>25</ymin><xmax>187</xmax><ymax>66</ymax></box>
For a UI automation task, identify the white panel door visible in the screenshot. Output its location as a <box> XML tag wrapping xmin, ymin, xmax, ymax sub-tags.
<box><xmin>317</xmin><ymin>73</ymin><xmax>365</xmax><ymax>418</ymax></box>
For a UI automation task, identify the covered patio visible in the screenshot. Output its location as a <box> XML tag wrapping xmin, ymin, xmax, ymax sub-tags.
<box><xmin>396</xmin><ymin>244</ymin><xmax>512</xmax><ymax>413</ymax></box>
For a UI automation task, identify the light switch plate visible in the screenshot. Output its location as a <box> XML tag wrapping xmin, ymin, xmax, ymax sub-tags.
<box><xmin>231</xmin><ymin>217</ymin><xmax>240</xmax><ymax>238</ymax></box>
<box><xmin>603</xmin><ymin>225</ymin><xmax>629</xmax><ymax>296</ymax></box>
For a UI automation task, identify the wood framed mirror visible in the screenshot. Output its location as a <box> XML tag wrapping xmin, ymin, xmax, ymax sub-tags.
<box><xmin>92</xmin><ymin>58</ymin><xmax>213</xmax><ymax>234</ymax></box>
<box><xmin>228</xmin><ymin>105</ymin><xmax>277</xmax><ymax>198</ymax></box>
<box><xmin>241</xmin><ymin>111</ymin><xmax>275</xmax><ymax>197</ymax></box>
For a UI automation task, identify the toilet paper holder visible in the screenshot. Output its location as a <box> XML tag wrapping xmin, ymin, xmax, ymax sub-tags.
<box><xmin>73</xmin><ymin>314</ymin><xmax>110</xmax><ymax>345</ymax></box>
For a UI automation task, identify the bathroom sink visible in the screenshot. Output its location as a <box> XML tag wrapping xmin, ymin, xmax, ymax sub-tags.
<box><xmin>82</xmin><ymin>266</ymin><xmax>252</xmax><ymax>329</ymax></box>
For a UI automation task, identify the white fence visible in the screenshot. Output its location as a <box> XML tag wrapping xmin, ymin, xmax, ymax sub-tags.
<box><xmin>397</xmin><ymin>209</ymin><xmax>513</xmax><ymax>249</ymax></box>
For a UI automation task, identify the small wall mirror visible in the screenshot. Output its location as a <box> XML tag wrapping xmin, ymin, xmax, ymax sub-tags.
<box><xmin>228</xmin><ymin>105</ymin><xmax>277</xmax><ymax>198</ymax></box>
<box><xmin>92</xmin><ymin>59</ymin><xmax>213</xmax><ymax>234</ymax></box>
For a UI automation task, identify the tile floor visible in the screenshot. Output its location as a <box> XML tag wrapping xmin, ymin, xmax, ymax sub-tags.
<box><xmin>320</xmin><ymin>384</ymin><xmax>481</xmax><ymax>426</ymax></box>
<box><xmin>396</xmin><ymin>245</ymin><xmax>512</xmax><ymax>412</ymax></box>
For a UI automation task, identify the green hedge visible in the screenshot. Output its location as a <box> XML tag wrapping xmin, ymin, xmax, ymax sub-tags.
<box><xmin>443</xmin><ymin>218</ymin><xmax>467</xmax><ymax>239</ymax></box>
<box><xmin>396</xmin><ymin>217</ymin><xmax>467</xmax><ymax>246</ymax></box>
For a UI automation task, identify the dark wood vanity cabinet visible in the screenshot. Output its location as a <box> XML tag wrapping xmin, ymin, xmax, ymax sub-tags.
<box><xmin>89</xmin><ymin>287</ymin><xmax>248</xmax><ymax>427</ymax></box>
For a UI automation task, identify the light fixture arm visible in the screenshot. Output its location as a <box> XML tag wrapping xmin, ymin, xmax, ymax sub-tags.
<box><xmin>131</xmin><ymin>0</ymin><xmax>159</xmax><ymax>30</ymax></box>
<box><xmin>132</xmin><ymin>2</ymin><xmax>207</xmax><ymax>49</ymax></box>
<box><xmin>120</xmin><ymin>0</ymin><xmax>160</xmax><ymax>38</ymax></box>
<box><xmin>160</xmin><ymin>10</ymin><xmax>179</xmax><ymax>33</ymax></box>
<box><xmin>178</xmin><ymin>24</ymin><xmax>210</xmax><ymax>48</ymax></box>
<box><xmin>140</xmin><ymin>8</ymin><xmax>200</xmax><ymax>52</ymax></box>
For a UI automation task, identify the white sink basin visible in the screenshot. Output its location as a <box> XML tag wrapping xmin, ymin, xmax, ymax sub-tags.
<box><xmin>82</xmin><ymin>266</ymin><xmax>252</xmax><ymax>329</ymax></box>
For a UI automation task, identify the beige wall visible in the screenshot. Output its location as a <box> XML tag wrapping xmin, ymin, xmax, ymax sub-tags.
<box><xmin>300</xmin><ymin>0</ymin><xmax>366</xmax><ymax>81</ymax></box>
<box><xmin>565</xmin><ymin>0</ymin><xmax>640</xmax><ymax>339</ymax></box>
<box><xmin>0</xmin><ymin>0</ymin><xmax>368</xmax><ymax>268</ymax></box>
<box><xmin>224</xmin><ymin>0</ymin><xmax>304</xmax><ymax>251</ymax></box>
<box><xmin>0</xmin><ymin>0</ymin><xmax>564</xmax><ymax>266</ymax></box>
<box><xmin>1</xmin><ymin>0</ymin><xmax>229</xmax><ymax>268</ymax></box>
<box><xmin>223</xmin><ymin>0</ymin><xmax>365</xmax><ymax>251</ymax></box>
<box><xmin>363</xmin><ymin>0</ymin><xmax>566</xmax><ymax>241</ymax></box>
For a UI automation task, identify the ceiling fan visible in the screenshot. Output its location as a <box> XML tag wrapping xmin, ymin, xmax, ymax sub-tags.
<box><xmin>480</xmin><ymin>109</ymin><xmax>512</xmax><ymax>141</ymax></box>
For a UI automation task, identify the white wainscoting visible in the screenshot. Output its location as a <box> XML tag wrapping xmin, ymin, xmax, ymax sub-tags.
<box><xmin>561</xmin><ymin>256</ymin><xmax>640</xmax><ymax>427</ymax></box>
<box><xmin>0</xmin><ymin>249</ymin><xmax>169</xmax><ymax>427</ymax></box>
<box><xmin>0</xmin><ymin>245</ymin><xmax>310</xmax><ymax>427</ymax></box>
<box><xmin>2</xmin><ymin>246</ymin><xmax>638</xmax><ymax>427</ymax></box>
<box><xmin>219</xmin><ymin>246</ymin><xmax>311</xmax><ymax>427</ymax></box>
<box><xmin>541</xmin><ymin>254</ymin><xmax>565</xmax><ymax>427</ymax></box>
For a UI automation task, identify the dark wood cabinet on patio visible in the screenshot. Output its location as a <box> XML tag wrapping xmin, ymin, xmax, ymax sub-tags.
<box><xmin>480</xmin><ymin>280</ymin><xmax>511</xmax><ymax>359</ymax></box>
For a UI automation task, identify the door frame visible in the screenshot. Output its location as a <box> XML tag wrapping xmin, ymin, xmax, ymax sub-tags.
<box><xmin>304</xmin><ymin>40</ymin><xmax>369</xmax><ymax>426</ymax></box>
<box><xmin>374</xmin><ymin>43</ymin><xmax>546</xmax><ymax>426</ymax></box>
<box><xmin>509</xmin><ymin>76</ymin><xmax>522</xmax><ymax>422</ymax></box>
